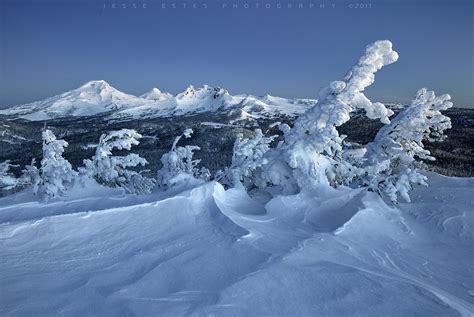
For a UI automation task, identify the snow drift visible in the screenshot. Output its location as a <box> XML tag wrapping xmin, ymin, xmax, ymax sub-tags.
<box><xmin>0</xmin><ymin>173</ymin><xmax>472</xmax><ymax>315</ymax></box>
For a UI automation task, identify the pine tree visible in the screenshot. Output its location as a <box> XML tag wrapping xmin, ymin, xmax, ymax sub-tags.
<box><xmin>0</xmin><ymin>160</ymin><xmax>20</xmax><ymax>191</ymax></box>
<box><xmin>37</xmin><ymin>129</ymin><xmax>77</xmax><ymax>200</ymax></box>
<box><xmin>216</xmin><ymin>129</ymin><xmax>276</xmax><ymax>189</ymax></box>
<box><xmin>82</xmin><ymin>129</ymin><xmax>155</xmax><ymax>194</ymax></box>
<box><xmin>20</xmin><ymin>159</ymin><xmax>40</xmax><ymax>192</ymax></box>
<box><xmin>157</xmin><ymin>129</ymin><xmax>210</xmax><ymax>189</ymax></box>
<box><xmin>364</xmin><ymin>88</ymin><xmax>453</xmax><ymax>202</ymax></box>
<box><xmin>260</xmin><ymin>40</ymin><xmax>399</xmax><ymax>192</ymax></box>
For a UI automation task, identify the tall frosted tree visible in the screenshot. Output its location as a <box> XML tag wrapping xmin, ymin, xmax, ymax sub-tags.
<box><xmin>37</xmin><ymin>129</ymin><xmax>77</xmax><ymax>200</ymax></box>
<box><xmin>260</xmin><ymin>40</ymin><xmax>399</xmax><ymax>192</ymax></box>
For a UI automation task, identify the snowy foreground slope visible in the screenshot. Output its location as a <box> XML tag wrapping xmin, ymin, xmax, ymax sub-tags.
<box><xmin>0</xmin><ymin>173</ymin><xmax>473</xmax><ymax>316</ymax></box>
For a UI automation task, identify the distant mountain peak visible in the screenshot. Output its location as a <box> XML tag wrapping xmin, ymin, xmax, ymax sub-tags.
<box><xmin>79</xmin><ymin>80</ymin><xmax>111</xmax><ymax>90</ymax></box>
<box><xmin>176</xmin><ymin>85</ymin><xmax>230</xmax><ymax>100</ymax></box>
<box><xmin>150</xmin><ymin>87</ymin><xmax>163</xmax><ymax>94</ymax></box>
<box><xmin>76</xmin><ymin>80</ymin><xmax>127</xmax><ymax>99</ymax></box>
<box><xmin>178</xmin><ymin>85</ymin><xmax>197</xmax><ymax>98</ymax></box>
<box><xmin>140</xmin><ymin>88</ymin><xmax>173</xmax><ymax>101</ymax></box>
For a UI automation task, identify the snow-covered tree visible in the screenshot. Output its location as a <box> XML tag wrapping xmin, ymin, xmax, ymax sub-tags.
<box><xmin>0</xmin><ymin>160</ymin><xmax>20</xmax><ymax>191</ymax></box>
<box><xmin>20</xmin><ymin>159</ymin><xmax>40</xmax><ymax>192</ymax></box>
<box><xmin>216</xmin><ymin>129</ymin><xmax>276</xmax><ymax>189</ymax></box>
<box><xmin>0</xmin><ymin>158</ymin><xmax>42</xmax><ymax>195</ymax></box>
<box><xmin>364</xmin><ymin>88</ymin><xmax>453</xmax><ymax>202</ymax></box>
<box><xmin>261</xmin><ymin>40</ymin><xmax>399</xmax><ymax>192</ymax></box>
<box><xmin>157</xmin><ymin>129</ymin><xmax>210</xmax><ymax>189</ymax></box>
<box><xmin>35</xmin><ymin>129</ymin><xmax>77</xmax><ymax>200</ymax></box>
<box><xmin>82</xmin><ymin>129</ymin><xmax>155</xmax><ymax>194</ymax></box>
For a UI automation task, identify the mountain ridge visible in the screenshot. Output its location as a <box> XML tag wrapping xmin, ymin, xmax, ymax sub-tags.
<box><xmin>0</xmin><ymin>80</ymin><xmax>318</xmax><ymax>122</ymax></box>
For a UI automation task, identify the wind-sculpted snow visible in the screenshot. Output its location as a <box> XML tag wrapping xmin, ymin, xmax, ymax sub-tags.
<box><xmin>0</xmin><ymin>173</ymin><xmax>472</xmax><ymax>315</ymax></box>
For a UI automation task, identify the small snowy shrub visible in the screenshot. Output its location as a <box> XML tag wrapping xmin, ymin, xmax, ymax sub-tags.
<box><xmin>0</xmin><ymin>159</ymin><xmax>43</xmax><ymax>193</ymax></box>
<box><xmin>260</xmin><ymin>40</ymin><xmax>398</xmax><ymax>192</ymax></box>
<box><xmin>0</xmin><ymin>158</ymin><xmax>41</xmax><ymax>195</ymax></box>
<box><xmin>35</xmin><ymin>129</ymin><xmax>78</xmax><ymax>200</ymax></box>
<box><xmin>364</xmin><ymin>88</ymin><xmax>453</xmax><ymax>202</ymax></box>
<box><xmin>82</xmin><ymin>129</ymin><xmax>155</xmax><ymax>194</ymax></box>
<box><xmin>157</xmin><ymin>129</ymin><xmax>210</xmax><ymax>189</ymax></box>
<box><xmin>0</xmin><ymin>160</ymin><xmax>20</xmax><ymax>191</ymax></box>
<box><xmin>20</xmin><ymin>159</ymin><xmax>40</xmax><ymax>191</ymax></box>
<box><xmin>216</xmin><ymin>129</ymin><xmax>276</xmax><ymax>189</ymax></box>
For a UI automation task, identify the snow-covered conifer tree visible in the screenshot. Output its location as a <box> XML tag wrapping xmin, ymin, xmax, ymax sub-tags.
<box><xmin>261</xmin><ymin>40</ymin><xmax>399</xmax><ymax>192</ymax></box>
<box><xmin>216</xmin><ymin>129</ymin><xmax>276</xmax><ymax>189</ymax></box>
<box><xmin>36</xmin><ymin>129</ymin><xmax>77</xmax><ymax>199</ymax></box>
<box><xmin>364</xmin><ymin>88</ymin><xmax>453</xmax><ymax>202</ymax></box>
<box><xmin>20</xmin><ymin>159</ymin><xmax>40</xmax><ymax>193</ymax></box>
<box><xmin>0</xmin><ymin>160</ymin><xmax>20</xmax><ymax>191</ymax></box>
<box><xmin>157</xmin><ymin>128</ymin><xmax>210</xmax><ymax>189</ymax></box>
<box><xmin>0</xmin><ymin>158</ymin><xmax>41</xmax><ymax>195</ymax></box>
<box><xmin>83</xmin><ymin>129</ymin><xmax>155</xmax><ymax>194</ymax></box>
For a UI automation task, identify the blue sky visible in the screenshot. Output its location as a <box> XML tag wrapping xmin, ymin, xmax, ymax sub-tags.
<box><xmin>1</xmin><ymin>0</ymin><xmax>473</xmax><ymax>108</ymax></box>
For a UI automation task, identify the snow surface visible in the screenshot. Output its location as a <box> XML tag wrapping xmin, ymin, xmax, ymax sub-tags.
<box><xmin>0</xmin><ymin>173</ymin><xmax>473</xmax><ymax>315</ymax></box>
<box><xmin>0</xmin><ymin>81</ymin><xmax>317</xmax><ymax>121</ymax></box>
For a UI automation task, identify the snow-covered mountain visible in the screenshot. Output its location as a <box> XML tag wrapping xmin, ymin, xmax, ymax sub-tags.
<box><xmin>140</xmin><ymin>88</ymin><xmax>173</xmax><ymax>101</ymax></box>
<box><xmin>0</xmin><ymin>80</ymin><xmax>149</xmax><ymax>121</ymax></box>
<box><xmin>0</xmin><ymin>80</ymin><xmax>317</xmax><ymax>121</ymax></box>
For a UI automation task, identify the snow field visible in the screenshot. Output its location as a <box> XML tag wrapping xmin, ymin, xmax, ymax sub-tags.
<box><xmin>0</xmin><ymin>173</ymin><xmax>472</xmax><ymax>316</ymax></box>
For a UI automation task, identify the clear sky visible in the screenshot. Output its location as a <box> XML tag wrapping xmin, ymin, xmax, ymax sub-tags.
<box><xmin>0</xmin><ymin>0</ymin><xmax>473</xmax><ymax>108</ymax></box>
